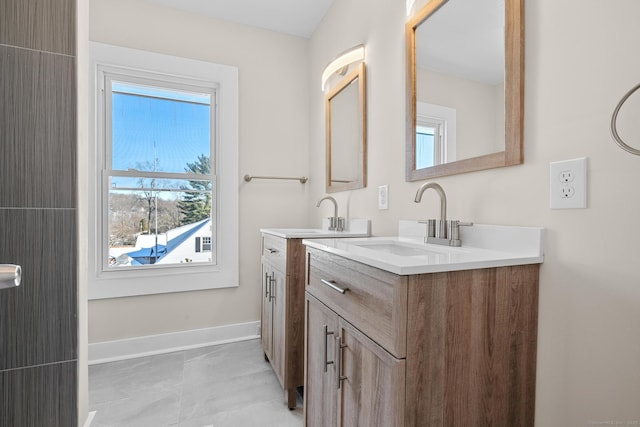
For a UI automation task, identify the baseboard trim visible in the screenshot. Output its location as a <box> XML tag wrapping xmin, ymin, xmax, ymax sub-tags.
<box><xmin>83</xmin><ymin>411</ymin><xmax>97</xmax><ymax>427</ymax></box>
<box><xmin>88</xmin><ymin>321</ymin><xmax>260</xmax><ymax>365</ymax></box>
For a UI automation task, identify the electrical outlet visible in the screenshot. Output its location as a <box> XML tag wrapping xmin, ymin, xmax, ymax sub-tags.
<box><xmin>560</xmin><ymin>185</ymin><xmax>575</xmax><ymax>198</ymax></box>
<box><xmin>378</xmin><ymin>185</ymin><xmax>389</xmax><ymax>210</ymax></box>
<box><xmin>559</xmin><ymin>170</ymin><xmax>574</xmax><ymax>183</ymax></box>
<box><xmin>550</xmin><ymin>158</ymin><xmax>587</xmax><ymax>209</ymax></box>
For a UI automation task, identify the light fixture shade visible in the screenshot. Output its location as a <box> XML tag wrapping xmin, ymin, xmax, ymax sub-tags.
<box><xmin>406</xmin><ymin>0</ymin><xmax>417</xmax><ymax>15</ymax></box>
<box><xmin>321</xmin><ymin>45</ymin><xmax>365</xmax><ymax>91</ymax></box>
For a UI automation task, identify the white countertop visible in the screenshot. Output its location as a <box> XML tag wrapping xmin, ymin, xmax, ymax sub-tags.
<box><xmin>302</xmin><ymin>222</ymin><xmax>544</xmax><ymax>275</ymax></box>
<box><xmin>261</xmin><ymin>218</ymin><xmax>371</xmax><ymax>239</ymax></box>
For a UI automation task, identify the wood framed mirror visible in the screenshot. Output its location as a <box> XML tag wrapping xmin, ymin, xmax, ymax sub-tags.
<box><xmin>326</xmin><ymin>62</ymin><xmax>367</xmax><ymax>192</ymax></box>
<box><xmin>406</xmin><ymin>0</ymin><xmax>524</xmax><ymax>181</ymax></box>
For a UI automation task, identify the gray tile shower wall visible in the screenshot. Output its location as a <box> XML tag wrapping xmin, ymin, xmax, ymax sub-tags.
<box><xmin>0</xmin><ymin>209</ymin><xmax>77</xmax><ymax>369</ymax></box>
<box><xmin>0</xmin><ymin>361</ymin><xmax>77</xmax><ymax>427</ymax></box>
<box><xmin>0</xmin><ymin>0</ymin><xmax>76</xmax><ymax>56</ymax></box>
<box><xmin>0</xmin><ymin>46</ymin><xmax>77</xmax><ymax>209</ymax></box>
<box><xmin>0</xmin><ymin>0</ymin><xmax>77</xmax><ymax>425</ymax></box>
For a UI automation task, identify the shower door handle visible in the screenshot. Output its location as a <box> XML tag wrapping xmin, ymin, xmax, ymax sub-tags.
<box><xmin>0</xmin><ymin>264</ymin><xmax>22</xmax><ymax>290</ymax></box>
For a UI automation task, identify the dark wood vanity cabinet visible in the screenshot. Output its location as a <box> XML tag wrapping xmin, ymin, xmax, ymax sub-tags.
<box><xmin>260</xmin><ymin>234</ymin><xmax>306</xmax><ymax>409</ymax></box>
<box><xmin>304</xmin><ymin>246</ymin><xmax>540</xmax><ymax>426</ymax></box>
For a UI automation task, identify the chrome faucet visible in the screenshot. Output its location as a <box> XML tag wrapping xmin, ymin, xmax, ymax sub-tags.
<box><xmin>316</xmin><ymin>196</ymin><xmax>344</xmax><ymax>231</ymax></box>
<box><xmin>414</xmin><ymin>182</ymin><xmax>471</xmax><ymax>246</ymax></box>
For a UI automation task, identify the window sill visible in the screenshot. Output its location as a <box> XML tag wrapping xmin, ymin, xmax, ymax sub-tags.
<box><xmin>89</xmin><ymin>263</ymin><xmax>238</xmax><ymax>299</ymax></box>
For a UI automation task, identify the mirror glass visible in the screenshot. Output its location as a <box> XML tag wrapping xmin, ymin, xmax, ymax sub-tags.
<box><xmin>406</xmin><ymin>0</ymin><xmax>523</xmax><ymax>180</ymax></box>
<box><xmin>326</xmin><ymin>63</ymin><xmax>367</xmax><ymax>192</ymax></box>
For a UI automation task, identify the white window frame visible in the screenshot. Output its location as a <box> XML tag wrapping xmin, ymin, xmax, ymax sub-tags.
<box><xmin>88</xmin><ymin>42</ymin><xmax>238</xmax><ymax>299</ymax></box>
<box><xmin>416</xmin><ymin>101</ymin><xmax>457</xmax><ymax>166</ymax></box>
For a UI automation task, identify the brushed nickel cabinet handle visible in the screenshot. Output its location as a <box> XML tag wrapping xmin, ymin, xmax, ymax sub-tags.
<box><xmin>320</xmin><ymin>279</ymin><xmax>348</xmax><ymax>294</ymax></box>
<box><xmin>264</xmin><ymin>272</ymin><xmax>270</xmax><ymax>299</ymax></box>
<box><xmin>336</xmin><ymin>336</ymin><xmax>348</xmax><ymax>389</ymax></box>
<box><xmin>268</xmin><ymin>272</ymin><xmax>276</xmax><ymax>302</ymax></box>
<box><xmin>323</xmin><ymin>324</ymin><xmax>334</xmax><ymax>373</ymax></box>
<box><xmin>265</xmin><ymin>248</ymin><xmax>278</xmax><ymax>254</ymax></box>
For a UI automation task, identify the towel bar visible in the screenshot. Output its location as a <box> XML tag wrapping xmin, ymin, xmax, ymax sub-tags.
<box><xmin>244</xmin><ymin>174</ymin><xmax>308</xmax><ymax>184</ymax></box>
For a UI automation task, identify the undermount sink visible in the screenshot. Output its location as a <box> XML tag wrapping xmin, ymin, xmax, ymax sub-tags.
<box><xmin>268</xmin><ymin>228</ymin><xmax>325</xmax><ymax>234</ymax></box>
<box><xmin>351</xmin><ymin>240</ymin><xmax>464</xmax><ymax>257</ymax></box>
<box><xmin>260</xmin><ymin>219</ymin><xmax>371</xmax><ymax>239</ymax></box>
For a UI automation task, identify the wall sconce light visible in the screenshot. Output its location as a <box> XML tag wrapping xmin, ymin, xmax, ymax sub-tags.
<box><xmin>321</xmin><ymin>44</ymin><xmax>365</xmax><ymax>91</ymax></box>
<box><xmin>406</xmin><ymin>0</ymin><xmax>416</xmax><ymax>15</ymax></box>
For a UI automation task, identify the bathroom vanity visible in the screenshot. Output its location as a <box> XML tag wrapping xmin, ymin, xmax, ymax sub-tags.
<box><xmin>303</xmin><ymin>223</ymin><xmax>543</xmax><ymax>426</ymax></box>
<box><xmin>260</xmin><ymin>232</ymin><xmax>305</xmax><ymax>409</ymax></box>
<box><xmin>260</xmin><ymin>221</ymin><xmax>370</xmax><ymax>409</ymax></box>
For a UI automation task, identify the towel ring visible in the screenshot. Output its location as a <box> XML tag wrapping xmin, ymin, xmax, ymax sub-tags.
<box><xmin>610</xmin><ymin>82</ymin><xmax>640</xmax><ymax>156</ymax></box>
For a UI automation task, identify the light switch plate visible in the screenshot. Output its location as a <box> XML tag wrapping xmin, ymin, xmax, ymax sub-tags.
<box><xmin>378</xmin><ymin>185</ymin><xmax>389</xmax><ymax>210</ymax></box>
<box><xmin>550</xmin><ymin>157</ymin><xmax>587</xmax><ymax>209</ymax></box>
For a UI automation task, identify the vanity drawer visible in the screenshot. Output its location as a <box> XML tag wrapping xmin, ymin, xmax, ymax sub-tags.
<box><xmin>262</xmin><ymin>234</ymin><xmax>287</xmax><ymax>270</ymax></box>
<box><xmin>306</xmin><ymin>247</ymin><xmax>407</xmax><ymax>358</ymax></box>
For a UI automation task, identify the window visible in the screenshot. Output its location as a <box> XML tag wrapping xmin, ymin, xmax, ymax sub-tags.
<box><xmin>201</xmin><ymin>237</ymin><xmax>212</xmax><ymax>252</ymax></box>
<box><xmin>104</xmin><ymin>77</ymin><xmax>215</xmax><ymax>269</ymax></box>
<box><xmin>415</xmin><ymin>102</ymin><xmax>457</xmax><ymax>169</ymax></box>
<box><xmin>89</xmin><ymin>42</ymin><xmax>238</xmax><ymax>299</ymax></box>
<box><xmin>194</xmin><ymin>236</ymin><xmax>212</xmax><ymax>253</ymax></box>
<box><xmin>416</xmin><ymin>121</ymin><xmax>442</xmax><ymax>169</ymax></box>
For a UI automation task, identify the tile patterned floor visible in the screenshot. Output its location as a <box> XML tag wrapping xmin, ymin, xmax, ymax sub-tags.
<box><xmin>89</xmin><ymin>339</ymin><xmax>303</xmax><ymax>427</ymax></box>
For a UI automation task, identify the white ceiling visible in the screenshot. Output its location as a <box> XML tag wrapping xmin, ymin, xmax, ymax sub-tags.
<box><xmin>145</xmin><ymin>0</ymin><xmax>335</xmax><ymax>38</ymax></box>
<box><xmin>144</xmin><ymin>0</ymin><xmax>503</xmax><ymax>83</ymax></box>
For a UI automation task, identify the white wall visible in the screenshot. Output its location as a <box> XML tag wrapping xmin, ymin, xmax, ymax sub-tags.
<box><xmin>309</xmin><ymin>0</ymin><xmax>640</xmax><ymax>425</ymax></box>
<box><xmin>417</xmin><ymin>66</ymin><xmax>502</xmax><ymax>159</ymax></box>
<box><xmin>88</xmin><ymin>0</ymin><xmax>310</xmax><ymax>342</ymax></box>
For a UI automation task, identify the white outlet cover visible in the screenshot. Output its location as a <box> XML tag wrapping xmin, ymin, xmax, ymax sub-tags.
<box><xmin>378</xmin><ymin>185</ymin><xmax>389</xmax><ymax>210</ymax></box>
<box><xmin>550</xmin><ymin>157</ymin><xmax>587</xmax><ymax>209</ymax></box>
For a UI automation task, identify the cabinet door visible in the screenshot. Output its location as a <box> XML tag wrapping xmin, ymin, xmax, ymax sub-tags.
<box><xmin>305</xmin><ymin>295</ymin><xmax>338</xmax><ymax>427</ymax></box>
<box><xmin>261</xmin><ymin>262</ymin><xmax>273</xmax><ymax>360</ymax></box>
<box><xmin>337</xmin><ymin>319</ymin><xmax>406</xmax><ymax>427</ymax></box>
<box><xmin>270</xmin><ymin>265</ymin><xmax>286</xmax><ymax>387</ymax></box>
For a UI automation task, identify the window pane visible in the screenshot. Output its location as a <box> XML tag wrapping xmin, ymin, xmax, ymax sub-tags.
<box><xmin>416</xmin><ymin>130</ymin><xmax>435</xmax><ymax>169</ymax></box>
<box><xmin>108</xmin><ymin>177</ymin><xmax>215</xmax><ymax>268</ymax></box>
<box><xmin>111</xmin><ymin>81</ymin><xmax>212</xmax><ymax>174</ymax></box>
